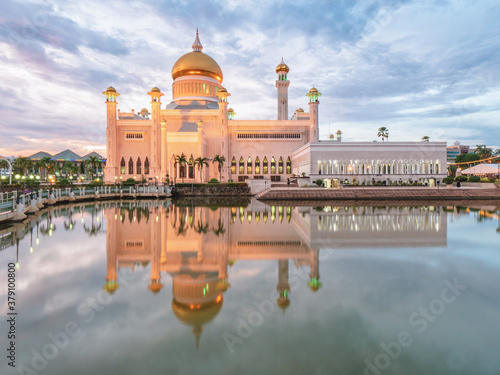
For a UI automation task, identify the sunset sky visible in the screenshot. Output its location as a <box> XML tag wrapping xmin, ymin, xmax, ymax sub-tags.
<box><xmin>1</xmin><ymin>0</ymin><xmax>499</xmax><ymax>157</ymax></box>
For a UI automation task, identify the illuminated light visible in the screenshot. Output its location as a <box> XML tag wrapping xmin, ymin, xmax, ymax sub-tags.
<box><xmin>49</xmin><ymin>229</ymin><xmax>52</xmax><ymax>236</ymax></box>
<box><xmin>206</xmin><ymin>283</ymin><xmax>209</xmax><ymax>291</ymax></box>
<box><xmin>190</xmin><ymin>304</ymin><xmax>195</xmax><ymax>310</ymax></box>
<box><xmin>70</xmin><ymin>224</ymin><xmax>73</xmax><ymax>229</ymax></box>
<box><xmin>216</xmin><ymin>295</ymin><xmax>223</xmax><ymax>303</ymax></box>
<box><xmin>134</xmin><ymin>216</ymin><xmax>136</xmax><ymax>221</ymax></box>
<box><xmin>120</xmin><ymin>215</ymin><xmax>123</xmax><ymax>220</ymax></box>
<box><xmin>36</xmin><ymin>238</ymin><xmax>39</xmax><ymax>245</ymax></box>
<box><xmin>156</xmin><ymin>216</ymin><xmax>159</xmax><ymax>222</ymax></box>
<box><xmin>81</xmin><ymin>218</ymin><xmax>84</xmax><ymax>223</ymax></box>
<box><xmin>97</xmin><ymin>217</ymin><xmax>99</xmax><ymax>222</ymax></box>
<box><xmin>16</xmin><ymin>263</ymin><xmax>20</xmax><ymax>269</ymax></box>
<box><xmin>283</xmin><ymin>290</ymin><xmax>288</xmax><ymax>298</ymax></box>
<box><xmin>50</xmin><ymin>223</ymin><xmax>53</xmax><ymax>229</ymax></box>
<box><xmin>30</xmin><ymin>246</ymin><xmax>33</xmax><ymax>253</ymax></box>
<box><xmin>115</xmin><ymin>214</ymin><xmax>117</xmax><ymax>219</ymax></box>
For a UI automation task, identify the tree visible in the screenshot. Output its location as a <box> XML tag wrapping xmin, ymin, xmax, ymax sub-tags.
<box><xmin>0</xmin><ymin>159</ymin><xmax>10</xmax><ymax>171</ymax></box>
<box><xmin>493</xmin><ymin>149</ymin><xmax>500</xmax><ymax>157</ymax></box>
<box><xmin>174</xmin><ymin>153</ymin><xmax>187</xmax><ymax>183</ymax></box>
<box><xmin>194</xmin><ymin>156</ymin><xmax>209</xmax><ymax>183</ymax></box>
<box><xmin>474</xmin><ymin>145</ymin><xmax>493</xmax><ymax>159</ymax></box>
<box><xmin>455</xmin><ymin>153</ymin><xmax>480</xmax><ymax>164</ymax></box>
<box><xmin>62</xmin><ymin>161</ymin><xmax>79</xmax><ymax>178</ymax></box>
<box><xmin>212</xmin><ymin>154</ymin><xmax>225</xmax><ymax>182</ymax></box>
<box><xmin>12</xmin><ymin>157</ymin><xmax>32</xmax><ymax>175</ymax></box>
<box><xmin>37</xmin><ymin>157</ymin><xmax>52</xmax><ymax>180</ymax></box>
<box><xmin>421</xmin><ymin>136</ymin><xmax>430</xmax><ymax>142</ymax></box>
<box><xmin>84</xmin><ymin>156</ymin><xmax>101</xmax><ymax>180</ymax></box>
<box><xmin>377</xmin><ymin>127</ymin><xmax>389</xmax><ymax>142</ymax></box>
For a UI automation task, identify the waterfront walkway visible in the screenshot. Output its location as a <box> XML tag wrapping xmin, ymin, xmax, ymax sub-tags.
<box><xmin>257</xmin><ymin>185</ymin><xmax>500</xmax><ymax>201</ymax></box>
<box><xmin>0</xmin><ymin>186</ymin><xmax>171</xmax><ymax>223</ymax></box>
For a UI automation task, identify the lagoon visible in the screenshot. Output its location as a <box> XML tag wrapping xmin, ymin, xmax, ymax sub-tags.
<box><xmin>1</xmin><ymin>199</ymin><xmax>499</xmax><ymax>375</ymax></box>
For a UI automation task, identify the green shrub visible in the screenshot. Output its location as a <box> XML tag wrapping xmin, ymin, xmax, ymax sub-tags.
<box><xmin>315</xmin><ymin>179</ymin><xmax>323</xmax><ymax>187</ymax></box>
<box><xmin>122</xmin><ymin>178</ymin><xmax>137</xmax><ymax>186</ymax></box>
<box><xmin>468</xmin><ymin>175</ymin><xmax>480</xmax><ymax>182</ymax></box>
<box><xmin>442</xmin><ymin>177</ymin><xmax>454</xmax><ymax>185</ymax></box>
<box><xmin>455</xmin><ymin>175</ymin><xmax>468</xmax><ymax>182</ymax></box>
<box><xmin>57</xmin><ymin>178</ymin><xmax>70</xmax><ymax>187</ymax></box>
<box><xmin>88</xmin><ymin>181</ymin><xmax>104</xmax><ymax>187</ymax></box>
<box><xmin>208</xmin><ymin>178</ymin><xmax>220</xmax><ymax>184</ymax></box>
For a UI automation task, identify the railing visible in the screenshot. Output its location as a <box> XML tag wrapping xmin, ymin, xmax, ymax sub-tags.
<box><xmin>0</xmin><ymin>185</ymin><xmax>171</xmax><ymax>221</ymax></box>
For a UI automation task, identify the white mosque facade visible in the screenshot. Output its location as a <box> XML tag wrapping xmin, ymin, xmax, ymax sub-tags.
<box><xmin>103</xmin><ymin>31</ymin><xmax>447</xmax><ymax>185</ymax></box>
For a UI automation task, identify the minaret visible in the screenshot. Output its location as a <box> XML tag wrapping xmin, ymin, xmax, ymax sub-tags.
<box><xmin>217</xmin><ymin>87</ymin><xmax>231</xmax><ymax>182</ymax></box>
<box><xmin>103</xmin><ymin>87</ymin><xmax>119</xmax><ymax>183</ymax></box>
<box><xmin>275</xmin><ymin>58</ymin><xmax>290</xmax><ymax>120</ymax></box>
<box><xmin>148</xmin><ymin>87</ymin><xmax>164</xmax><ymax>181</ymax></box>
<box><xmin>306</xmin><ymin>87</ymin><xmax>322</xmax><ymax>143</ymax></box>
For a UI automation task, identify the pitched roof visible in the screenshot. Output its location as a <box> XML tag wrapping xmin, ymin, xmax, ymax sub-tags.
<box><xmin>51</xmin><ymin>149</ymin><xmax>82</xmax><ymax>161</ymax></box>
<box><xmin>82</xmin><ymin>151</ymin><xmax>105</xmax><ymax>160</ymax></box>
<box><xmin>29</xmin><ymin>151</ymin><xmax>52</xmax><ymax>159</ymax></box>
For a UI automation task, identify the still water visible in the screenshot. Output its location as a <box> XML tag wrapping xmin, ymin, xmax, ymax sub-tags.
<box><xmin>1</xmin><ymin>199</ymin><xmax>499</xmax><ymax>375</ymax></box>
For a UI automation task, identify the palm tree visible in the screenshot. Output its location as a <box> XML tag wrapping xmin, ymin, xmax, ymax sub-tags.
<box><xmin>474</xmin><ymin>145</ymin><xmax>493</xmax><ymax>159</ymax></box>
<box><xmin>212</xmin><ymin>155</ymin><xmax>225</xmax><ymax>182</ymax></box>
<box><xmin>422</xmin><ymin>136</ymin><xmax>430</xmax><ymax>142</ymax></box>
<box><xmin>194</xmin><ymin>156</ymin><xmax>209</xmax><ymax>183</ymax></box>
<box><xmin>174</xmin><ymin>153</ymin><xmax>188</xmax><ymax>183</ymax></box>
<box><xmin>62</xmin><ymin>161</ymin><xmax>79</xmax><ymax>178</ymax></box>
<box><xmin>38</xmin><ymin>157</ymin><xmax>52</xmax><ymax>181</ymax></box>
<box><xmin>12</xmin><ymin>157</ymin><xmax>32</xmax><ymax>175</ymax></box>
<box><xmin>377</xmin><ymin>127</ymin><xmax>389</xmax><ymax>142</ymax></box>
<box><xmin>84</xmin><ymin>156</ymin><xmax>102</xmax><ymax>180</ymax></box>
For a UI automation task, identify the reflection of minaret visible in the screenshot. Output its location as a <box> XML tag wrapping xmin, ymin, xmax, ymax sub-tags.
<box><xmin>308</xmin><ymin>249</ymin><xmax>321</xmax><ymax>292</ymax></box>
<box><xmin>276</xmin><ymin>259</ymin><xmax>290</xmax><ymax>312</ymax></box>
<box><xmin>149</xmin><ymin>209</ymin><xmax>163</xmax><ymax>294</ymax></box>
<box><xmin>104</xmin><ymin>208</ymin><xmax>119</xmax><ymax>294</ymax></box>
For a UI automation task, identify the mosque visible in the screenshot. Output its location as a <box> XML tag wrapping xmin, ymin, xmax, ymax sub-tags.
<box><xmin>103</xmin><ymin>30</ymin><xmax>447</xmax><ymax>185</ymax></box>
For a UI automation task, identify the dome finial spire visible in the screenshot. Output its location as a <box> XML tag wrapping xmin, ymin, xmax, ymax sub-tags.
<box><xmin>192</xmin><ymin>28</ymin><xmax>203</xmax><ymax>52</ymax></box>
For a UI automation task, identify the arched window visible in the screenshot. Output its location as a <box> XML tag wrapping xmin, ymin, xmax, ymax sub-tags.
<box><xmin>128</xmin><ymin>157</ymin><xmax>134</xmax><ymax>175</ymax></box>
<box><xmin>271</xmin><ymin>157</ymin><xmax>276</xmax><ymax>174</ymax></box>
<box><xmin>286</xmin><ymin>157</ymin><xmax>291</xmax><ymax>174</ymax></box>
<box><xmin>136</xmin><ymin>157</ymin><xmax>142</xmax><ymax>175</ymax></box>
<box><xmin>239</xmin><ymin>157</ymin><xmax>244</xmax><ymax>174</ymax></box>
<box><xmin>278</xmin><ymin>157</ymin><xmax>284</xmax><ymax>174</ymax></box>
<box><xmin>120</xmin><ymin>157</ymin><xmax>125</xmax><ymax>175</ymax></box>
<box><xmin>188</xmin><ymin>156</ymin><xmax>194</xmax><ymax>179</ymax></box>
<box><xmin>255</xmin><ymin>157</ymin><xmax>260</xmax><ymax>174</ymax></box>
<box><xmin>263</xmin><ymin>157</ymin><xmax>268</xmax><ymax>174</ymax></box>
<box><xmin>231</xmin><ymin>157</ymin><xmax>236</xmax><ymax>174</ymax></box>
<box><xmin>144</xmin><ymin>157</ymin><xmax>150</xmax><ymax>175</ymax></box>
<box><xmin>247</xmin><ymin>156</ymin><xmax>252</xmax><ymax>174</ymax></box>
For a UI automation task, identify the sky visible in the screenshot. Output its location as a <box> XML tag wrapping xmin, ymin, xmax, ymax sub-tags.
<box><xmin>0</xmin><ymin>0</ymin><xmax>499</xmax><ymax>157</ymax></box>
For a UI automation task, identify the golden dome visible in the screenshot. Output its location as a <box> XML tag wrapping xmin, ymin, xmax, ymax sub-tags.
<box><xmin>219</xmin><ymin>87</ymin><xmax>227</xmax><ymax>93</ymax></box>
<box><xmin>172</xmin><ymin>51</ymin><xmax>223</xmax><ymax>82</ymax></box>
<box><xmin>297</xmin><ymin>108</ymin><xmax>304</xmax><ymax>112</ymax></box>
<box><xmin>140</xmin><ymin>108</ymin><xmax>148</xmax><ymax>112</ymax></box>
<box><xmin>151</xmin><ymin>87</ymin><xmax>160</xmax><ymax>92</ymax></box>
<box><xmin>172</xmin><ymin>296</ymin><xmax>223</xmax><ymax>326</ymax></box>
<box><xmin>276</xmin><ymin>57</ymin><xmax>289</xmax><ymax>73</ymax></box>
<box><xmin>309</xmin><ymin>87</ymin><xmax>318</xmax><ymax>93</ymax></box>
<box><xmin>227</xmin><ymin>108</ymin><xmax>234</xmax><ymax>112</ymax></box>
<box><xmin>105</xmin><ymin>86</ymin><xmax>116</xmax><ymax>92</ymax></box>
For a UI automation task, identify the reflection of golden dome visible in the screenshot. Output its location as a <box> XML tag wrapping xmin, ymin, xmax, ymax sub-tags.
<box><xmin>277</xmin><ymin>297</ymin><xmax>290</xmax><ymax>311</ymax></box>
<box><xmin>171</xmin><ymin>52</ymin><xmax>223</xmax><ymax>82</ymax></box>
<box><xmin>172</xmin><ymin>297</ymin><xmax>223</xmax><ymax>327</ymax></box>
<box><xmin>148</xmin><ymin>280</ymin><xmax>164</xmax><ymax>294</ymax></box>
<box><xmin>276</xmin><ymin>58</ymin><xmax>289</xmax><ymax>73</ymax></box>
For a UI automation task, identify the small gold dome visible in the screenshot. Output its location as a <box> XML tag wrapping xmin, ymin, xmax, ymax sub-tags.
<box><xmin>276</xmin><ymin>58</ymin><xmax>289</xmax><ymax>73</ymax></box>
<box><xmin>172</xmin><ymin>52</ymin><xmax>223</xmax><ymax>82</ymax></box>
<box><xmin>228</xmin><ymin>108</ymin><xmax>234</xmax><ymax>112</ymax></box>
<box><xmin>297</xmin><ymin>108</ymin><xmax>304</xmax><ymax>112</ymax></box>
<box><xmin>309</xmin><ymin>87</ymin><xmax>318</xmax><ymax>93</ymax></box>
<box><xmin>151</xmin><ymin>87</ymin><xmax>160</xmax><ymax>92</ymax></box>
<box><xmin>106</xmin><ymin>86</ymin><xmax>116</xmax><ymax>92</ymax></box>
<box><xmin>337</xmin><ymin>129</ymin><xmax>342</xmax><ymax>133</ymax></box>
<box><xmin>140</xmin><ymin>108</ymin><xmax>148</xmax><ymax>112</ymax></box>
<box><xmin>219</xmin><ymin>87</ymin><xmax>227</xmax><ymax>93</ymax></box>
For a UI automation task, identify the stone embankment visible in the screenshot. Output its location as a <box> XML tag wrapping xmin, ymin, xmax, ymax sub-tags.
<box><xmin>258</xmin><ymin>186</ymin><xmax>500</xmax><ymax>201</ymax></box>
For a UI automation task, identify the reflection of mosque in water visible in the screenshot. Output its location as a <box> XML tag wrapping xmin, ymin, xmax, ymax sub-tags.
<box><xmin>103</xmin><ymin>201</ymin><xmax>447</xmax><ymax>346</ymax></box>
